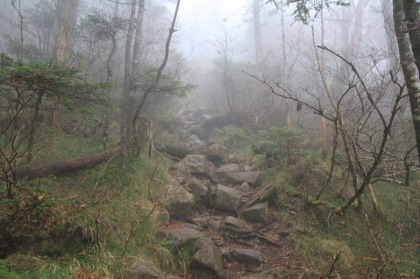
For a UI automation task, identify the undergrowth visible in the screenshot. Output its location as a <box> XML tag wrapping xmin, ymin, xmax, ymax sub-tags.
<box><xmin>0</xmin><ymin>134</ymin><xmax>177</xmax><ymax>278</ymax></box>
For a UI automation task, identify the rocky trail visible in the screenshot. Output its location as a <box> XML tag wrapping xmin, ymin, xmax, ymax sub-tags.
<box><xmin>132</xmin><ymin>108</ymin><xmax>305</xmax><ymax>279</ymax></box>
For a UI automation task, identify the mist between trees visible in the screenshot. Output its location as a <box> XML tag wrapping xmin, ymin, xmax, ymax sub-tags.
<box><xmin>0</xmin><ymin>0</ymin><xmax>419</xmax><ymax>278</ymax></box>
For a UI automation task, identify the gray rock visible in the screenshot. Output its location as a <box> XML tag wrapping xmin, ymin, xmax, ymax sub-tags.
<box><xmin>160</xmin><ymin>181</ymin><xmax>195</xmax><ymax>219</ymax></box>
<box><xmin>126</xmin><ymin>257</ymin><xmax>163</xmax><ymax>279</ymax></box>
<box><xmin>217</xmin><ymin>164</ymin><xmax>240</xmax><ymax>177</ymax></box>
<box><xmin>204</xmin><ymin>143</ymin><xmax>226</xmax><ymax>162</ymax></box>
<box><xmin>171</xmin><ymin>163</ymin><xmax>191</xmax><ymax>185</ymax></box>
<box><xmin>192</xmin><ymin>217</ymin><xmax>210</xmax><ymax>228</ymax></box>
<box><xmin>233</xmin><ymin>248</ymin><xmax>265</xmax><ymax>265</ymax></box>
<box><xmin>156</xmin><ymin>226</ymin><xmax>203</xmax><ymax>248</ymax></box>
<box><xmin>228</xmin><ymin>171</ymin><xmax>261</xmax><ymax>185</ymax></box>
<box><xmin>221</xmin><ymin>247</ymin><xmax>232</xmax><ymax>261</ymax></box>
<box><xmin>187</xmin><ymin>177</ymin><xmax>209</xmax><ymax>201</ymax></box>
<box><xmin>215</xmin><ymin>184</ymin><xmax>242</xmax><ymax>211</ymax></box>
<box><xmin>209</xmin><ymin>220</ymin><xmax>221</xmax><ymax>231</ymax></box>
<box><xmin>182</xmin><ymin>223</ymin><xmax>204</xmax><ymax>231</ymax></box>
<box><xmin>155</xmin><ymin>140</ymin><xmax>192</xmax><ymax>159</ymax></box>
<box><xmin>186</xmin><ymin>134</ymin><xmax>202</xmax><ymax>148</ymax></box>
<box><xmin>238</xmin><ymin>182</ymin><xmax>250</xmax><ymax>192</ymax></box>
<box><xmin>243</xmin><ymin>202</ymin><xmax>269</xmax><ymax>224</ymax></box>
<box><xmin>191</xmin><ymin>236</ymin><xmax>224</xmax><ymax>278</ymax></box>
<box><xmin>222</xmin><ymin>216</ymin><xmax>254</xmax><ymax>239</ymax></box>
<box><xmin>179</xmin><ymin>155</ymin><xmax>209</xmax><ymax>175</ymax></box>
<box><xmin>227</xmin><ymin>154</ymin><xmax>237</xmax><ymax>163</ymax></box>
<box><xmin>153</xmin><ymin>207</ymin><xmax>170</xmax><ymax>226</ymax></box>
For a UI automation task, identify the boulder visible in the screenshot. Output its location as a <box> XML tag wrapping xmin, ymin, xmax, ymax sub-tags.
<box><xmin>221</xmin><ymin>247</ymin><xmax>232</xmax><ymax>261</ymax></box>
<box><xmin>126</xmin><ymin>257</ymin><xmax>163</xmax><ymax>279</ymax></box>
<box><xmin>233</xmin><ymin>248</ymin><xmax>265</xmax><ymax>265</ymax></box>
<box><xmin>155</xmin><ymin>140</ymin><xmax>192</xmax><ymax>159</ymax></box>
<box><xmin>156</xmin><ymin>226</ymin><xmax>203</xmax><ymax>248</ymax></box>
<box><xmin>153</xmin><ymin>207</ymin><xmax>170</xmax><ymax>226</ymax></box>
<box><xmin>187</xmin><ymin>177</ymin><xmax>209</xmax><ymax>201</ymax></box>
<box><xmin>179</xmin><ymin>155</ymin><xmax>209</xmax><ymax>175</ymax></box>
<box><xmin>215</xmin><ymin>184</ymin><xmax>242</xmax><ymax>211</ymax></box>
<box><xmin>221</xmin><ymin>216</ymin><xmax>254</xmax><ymax>239</ymax></box>
<box><xmin>191</xmin><ymin>236</ymin><xmax>224</xmax><ymax>278</ymax></box>
<box><xmin>160</xmin><ymin>181</ymin><xmax>195</xmax><ymax>219</ymax></box>
<box><xmin>191</xmin><ymin>217</ymin><xmax>210</xmax><ymax>228</ymax></box>
<box><xmin>238</xmin><ymin>182</ymin><xmax>250</xmax><ymax>193</ymax></box>
<box><xmin>227</xmin><ymin>154</ymin><xmax>238</xmax><ymax>163</ymax></box>
<box><xmin>204</xmin><ymin>143</ymin><xmax>226</xmax><ymax>162</ymax></box>
<box><xmin>243</xmin><ymin>202</ymin><xmax>269</xmax><ymax>224</ymax></box>
<box><xmin>186</xmin><ymin>134</ymin><xmax>202</xmax><ymax>148</ymax></box>
<box><xmin>209</xmin><ymin>220</ymin><xmax>221</xmax><ymax>231</ymax></box>
<box><xmin>228</xmin><ymin>171</ymin><xmax>261</xmax><ymax>185</ymax></box>
<box><xmin>171</xmin><ymin>163</ymin><xmax>191</xmax><ymax>185</ymax></box>
<box><xmin>217</xmin><ymin>164</ymin><xmax>240</xmax><ymax>181</ymax></box>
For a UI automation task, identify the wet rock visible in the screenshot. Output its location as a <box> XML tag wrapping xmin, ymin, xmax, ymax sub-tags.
<box><xmin>227</xmin><ymin>154</ymin><xmax>238</xmax><ymax>163</ymax></box>
<box><xmin>171</xmin><ymin>163</ymin><xmax>191</xmax><ymax>185</ymax></box>
<box><xmin>222</xmin><ymin>216</ymin><xmax>254</xmax><ymax>239</ymax></box>
<box><xmin>221</xmin><ymin>247</ymin><xmax>232</xmax><ymax>261</ymax></box>
<box><xmin>153</xmin><ymin>207</ymin><xmax>170</xmax><ymax>227</ymax></box>
<box><xmin>233</xmin><ymin>248</ymin><xmax>265</xmax><ymax>265</ymax></box>
<box><xmin>191</xmin><ymin>217</ymin><xmax>210</xmax><ymax>228</ymax></box>
<box><xmin>191</xmin><ymin>236</ymin><xmax>224</xmax><ymax>278</ymax></box>
<box><xmin>217</xmin><ymin>164</ymin><xmax>240</xmax><ymax>182</ymax></box>
<box><xmin>215</xmin><ymin>184</ymin><xmax>242</xmax><ymax>212</ymax></box>
<box><xmin>182</xmin><ymin>223</ymin><xmax>205</xmax><ymax>231</ymax></box>
<box><xmin>179</xmin><ymin>155</ymin><xmax>209</xmax><ymax>175</ymax></box>
<box><xmin>238</xmin><ymin>182</ymin><xmax>250</xmax><ymax>192</ymax></box>
<box><xmin>126</xmin><ymin>257</ymin><xmax>163</xmax><ymax>279</ymax></box>
<box><xmin>187</xmin><ymin>177</ymin><xmax>209</xmax><ymax>201</ymax></box>
<box><xmin>160</xmin><ymin>181</ymin><xmax>195</xmax><ymax>219</ymax></box>
<box><xmin>204</xmin><ymin>143</ymin><xmax>226</xmax><ymax>162</ymax></box>
<box><xmin>209</xmin><ymin>167</ymin><xmax>220</xmax><ymax>183</ymax></box>
<box><xmin>155</xmin><ymin>140</ymin><xmax>192</xmax><ymax>159</ymax></box>
<box><xmin>156</xmin><ymin>226</ymin><xmax>203</xmax><ymax>248</ymax></box>
<box><xmin>209</xmin><ymin>220</ymin><xmax>221</xmax><ymax>231</ymax></box>
<box><xmin>186</xmin><ymin>134</ymin><xmax>202</xmax><ymax>148</ymax></box>
<box><xmin>228</xmin><ymin>171</ymin><xmax>261</xmax><ymax>186</ymax></box>
<box><xmin>243</xmin><ymin>202</ymin><xmax>269</xmax><ymax>224</ymax></box>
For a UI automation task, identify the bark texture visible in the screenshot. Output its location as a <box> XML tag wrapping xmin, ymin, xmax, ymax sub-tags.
<box><xmin>393</xmin><ymin>0</ymin><xmax>420</xmax><ymax>161</ymax></box>
<box><xmin>17</xmin><ymin>151</ymin><xmax>118</xmax><ymax>180</ymax></box>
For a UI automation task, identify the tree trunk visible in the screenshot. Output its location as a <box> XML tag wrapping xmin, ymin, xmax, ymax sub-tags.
<box><xmin>132</xmin><ymin>0</ymin><xmax>146</xmax><ymax>75</ymax></box>
<box><xmin>253</xmin><ymin>0</ymin><xmax>263</xmax><ymax>66</ymax></box>
<box><xmin>403</xmin><ymin>0</ymin><xmax>420</xmax><ymax>73</ymax></box>
<box><xmin>120</xmin><ymin>0</ymin><xmax>137</xmax><ymax>172</ymax></box>
<box><xmin>52</xmin><ymin>0</ymin><xmax>79</xmax><ymax>62</ymax></box>
<box><xmin>17</xmin><ymin>151</ymin><xmax>118</xmax><ymax>180</ymax></box>
<box><xmin>393</xmin><ymin>0</ymin><xmax>420</xmax><ymax>163</ymax></box>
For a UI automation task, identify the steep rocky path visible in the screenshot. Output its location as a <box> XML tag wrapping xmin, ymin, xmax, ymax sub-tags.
<box><xmin>153</xmin><ymin>108</ymin><xmax>304</xmax><ymax>279</ymax></box>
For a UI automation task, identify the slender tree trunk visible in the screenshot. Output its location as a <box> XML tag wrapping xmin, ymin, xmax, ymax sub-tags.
<box><xmin>320</xmin><ymin>0</ymin><xmax>327</xmax><ymax>149</ymax></box>
<box><xmin>253</xmin><ymin>0</ymin><xmax>263</xmax><ymax>66</ymax></box>
<box><xmin>393</xmin><ymin>0</ymin><xmax>420</xmax><ymax>163</ymax></box>
<box><xmin>52</xmin><ymin>0</ymin><xmax>79</xmax><ymax>62</ymax></box>
<box><xmin>120</xmin><ymin>0</ymin><xmax>137</xmax><ymax>172</ymax></box>
<box><xmin>27</xmin><ymin>92</ymin><xmax>44</xmax><ymax>162</ymax></box>
<box><xmin>382</xmin><ymin>0</ymin><xmax>398</xmax><ymax>68</ymax></box>
<box><xmin>403</xmin><ymin>0</ymin><xmax>420</xmax><ymax>73</ymax></box>
<box><xmin>280</xmin><ymin>1</ymin><xmax>290</xmax><ymax>129</ymax></box>
<box><xmin>132</xmin><ymin>0</ymin><xmax>146</xmax><ymax>75</ymax></box>
<box><xmin>312</xmin><ymin>27</ymin><xmax>362</xmax><ymax>207</ymax></box>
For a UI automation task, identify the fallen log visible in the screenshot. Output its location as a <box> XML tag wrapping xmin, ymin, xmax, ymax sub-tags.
<box><xmin>17</xmin><ymin>150</ymin><xmax>119</xmax><ymax>180</ymax></box>
<box><xmin>244</xmin><ymin>181</ymin><xmax>275</xmax><ymax>208</ymax></box>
